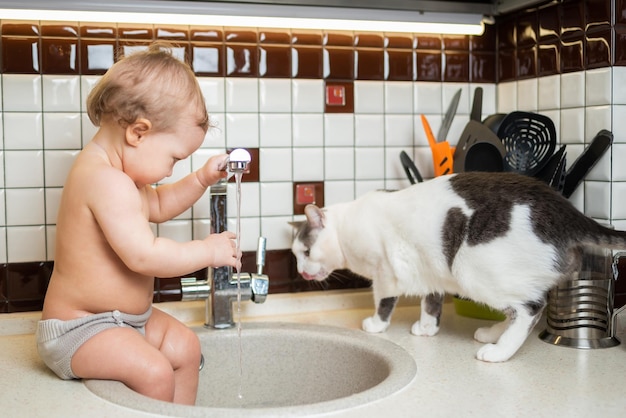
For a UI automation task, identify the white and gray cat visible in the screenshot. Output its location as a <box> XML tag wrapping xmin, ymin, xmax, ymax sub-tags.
<box><xmin>291</xmin><ymin>172</ymin><xmax>626</xmax><ymax>362</ymax></box>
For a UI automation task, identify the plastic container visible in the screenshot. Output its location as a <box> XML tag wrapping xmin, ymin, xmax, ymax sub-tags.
<box><xmin>453</xmin><ymin>296</ymin><xmax>506</xmax><ymax>321</ymax></box>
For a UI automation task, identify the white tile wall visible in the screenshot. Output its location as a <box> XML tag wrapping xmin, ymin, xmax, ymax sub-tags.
<box><xmin>517</xmin><ymin>78</ymin><xmax>538</xmax><ymax>111</ymax></box>
<box><xmin>259</xmin><ymin>148</ymin><xmax>292</xmax><ymax>181</ymax></box>
<box><xmin>259</xmin><ymin>79</ymin><xmax>291</xmax><ymax>112</ymax></box>
<box><xmin>42</xmin><ymin>75</ymin><xmax>81</xmax><ymax>112</ymax></box>
<box><xmin>225</xmin><ymin>113</ymin><xmax>259</xmax><ymax>148</ymax></box>
<box><xmin>384</xmin><ymin>81</ymin><xmax>413</xmax><ymax>113</ymax></box>
<box><xmin>43</xmin><ymin>113</ymin><xmax>82</xmax><ymax>149</ymax></box>
<box><xmin>354</xmin><ymin>81</ymin><xmax>384</xmax><ymax>113</ymax></box>
<box><xmin>324</xmin><ymin>114</ymin><xmax>354</xmax><ymax>146</ymax></box>
<box><xmin>260</xmin><ymin>114</ymin><xmax>292</xmax><ymax>147</ymax></box>
<box><xmin>537</xmin><ymin>74</ymin><xmax>561</xmax><ymax>111</ymax></box>
<box><xmin>325</xmin><ymin>147</ymin><xmax>355</xmax><ymax>180</ymax></box>
<box><xmin>0</xmin><ymin>70</ymin><xmax>621</xmax><ymax>261</ymax></box>
<box><xmin>292</xmin><ymin>114</ymin><xmax>323</xmax><ymax>146</ymax></box>
<box><xmin>3</xmin><ymin>74</ymin><xmax>42</xmax><ymax>111</ymax></box>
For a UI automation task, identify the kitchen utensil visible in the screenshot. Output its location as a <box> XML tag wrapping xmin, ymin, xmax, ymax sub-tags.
<box><xmin>399</xmin><ymin>150</ymin><xmax>423</xmax><ymax>184</ymax></box>
<box><xmin>422</xmin><ymin>114</ymin><xmax>454</xmax><ymax>176</ymax></box>
<box><xmin>535</xmin><ymin>144</ymin><xmax>567</xmax><ymax>193</ymax></box>
<box><xmin>497</xmin><ymin>111</ymin><xmax>557</xmax><ymax>176</ymax></box>
<box><xmin>453</xmin><ymin>87</ymin><xmax>506</xmax><ymax>173</ymax></box>
<box><xmin>562</xmin><ymin>129</ymin><xmax>613</xmax><ymax>198</ymax></box>
<box><xmin>437</xmin><ymin>88</ymin><xmax>462</xmax><ymax>142</ymax></box>
<box><xmin>539</xmin><ymin>245</ymin><xmax>622</xmax><ymax>349</ymax></box>
<box><xmin>422</xmin><ymin>88</ymin><xmax>462</xmax><ymax>177</ymax></box>
<box><xmin>482</xmin><ymin>113</ymin><xmax>507</xmax><ymax>134</ymax></box>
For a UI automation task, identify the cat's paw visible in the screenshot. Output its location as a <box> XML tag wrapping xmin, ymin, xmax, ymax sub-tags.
<box><xmin>362</xmin><ymin>316</ymin><xmax>389</xmax><ymax>333</ymax></box>
<box><xmin>475</xmin><ymin>343</ymin><xmax>513</xmax><ymax>363</ymax></box>
<box><xmin>474</xmin><ymin>321</ymin><xmax>507</xmax><ymax>343</ymax></box>
<box><xmin>410</xmin><ymin>320</ymin><xmax>440</xmax><ymax>337</ymax></box>
<box><xmin>474</xmin><ymin>326</ymin><xmax>500</xmax><ymax>343</ymax></box>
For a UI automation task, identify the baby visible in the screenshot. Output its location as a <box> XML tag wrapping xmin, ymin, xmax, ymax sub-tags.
<box><xmin>36</xmin><ymin>42</ymin><xmax>240</xmax><ymax>405</ymax></box>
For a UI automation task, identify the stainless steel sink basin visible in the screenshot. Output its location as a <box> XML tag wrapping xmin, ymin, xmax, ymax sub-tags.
<box><xmin>84</xmin><ymin>322</ymin><xmax>416</xmax><ymax>417</ymax></box>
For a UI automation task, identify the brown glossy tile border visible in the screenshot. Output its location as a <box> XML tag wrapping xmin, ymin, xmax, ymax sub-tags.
<box><xmin>1</xmin><ymin>0</ymin><xmax>619</xmax><ymax>83</ymax></box>
<box><xmin>444</xmin><ymin>51</ymin><xmax>470</xmax><ymax>82</ymax></box>
<box><xmin>0</xmin><ymin>21</ymin><xmax>497</xmax><ymax>82</ymax></box>
<box><xmin>495</xmin><ymin>0</ymin><xmax>616</xmax><ymax>82</ymax></box>
<box><xmin>355</xmin><ymin>48</ymin><xmax>385</xmax><ymax>80</ymax></box>
<box><xmin>292</xmin><ymin>45</ymin><xmax>323</xmax><ymax>78</ymax></box>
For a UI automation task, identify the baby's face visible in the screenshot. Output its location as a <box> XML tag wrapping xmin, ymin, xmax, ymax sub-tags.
<box><xmin>127</xmin><ymin>104</ymin><xmax>207</xmax><ymax>187</ymax></box>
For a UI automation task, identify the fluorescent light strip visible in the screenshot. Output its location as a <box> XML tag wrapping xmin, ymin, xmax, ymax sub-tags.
<box><xmin>0</xmin><ymin>6</ymin><xmax>484</xmax><ymax>35</ymax></box>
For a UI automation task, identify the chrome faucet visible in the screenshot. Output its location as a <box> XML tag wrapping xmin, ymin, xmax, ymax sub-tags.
<box><xmin>207</xmin><ymin>179</ymin><xmax>269</xmax><ymax>328</ymax></box>
<box><xmin>181</xmin><ymin>149</ymin><xmax>269</xmax><ymax>328</ymax></box>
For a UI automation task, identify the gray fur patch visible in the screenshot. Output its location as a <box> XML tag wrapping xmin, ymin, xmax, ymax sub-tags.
<box><xmin>442</xmin><ymin>208</ymin><xmax>468</xmax><ymax>268</ymax></box>
<box><xmin>295</xmin><ymin>221</ymin><xmax>318</xmax><ymax>251</ymax></box>
<box><xmin>377</xmin><ymin>297</ymin><xmax>398</xmax><ymax>322</ymax></box>
<box><xmin>424</xmin><ymin>293</ymin><xmax>444</xmax><ymax>326</ymax></box>
<box><xmin>449</xmin><ymin>172</ymin><xmax>609</xmax><ymax>272</ymax></box>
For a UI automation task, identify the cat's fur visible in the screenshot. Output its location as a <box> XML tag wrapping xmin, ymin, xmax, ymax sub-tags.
<box><xmin>291</xmin><ymin>172</ymin><xmax>626</xmax><ymax>362</ymax></box>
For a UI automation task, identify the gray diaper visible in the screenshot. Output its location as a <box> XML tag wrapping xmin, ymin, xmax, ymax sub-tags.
<box><xmin>36</xmin><ymin>308</ymin><xmax>151</xmax><ymax>380</ymax></box>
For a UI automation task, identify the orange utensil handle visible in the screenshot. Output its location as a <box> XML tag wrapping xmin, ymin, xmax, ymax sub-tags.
<box><xmin>421</xmin><ymin>115</ymin><xmax>454</xmax><ymax>176</ymax></box>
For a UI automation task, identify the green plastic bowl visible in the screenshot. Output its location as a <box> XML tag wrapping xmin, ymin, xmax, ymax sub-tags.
<box><xmin>453</xmin><ymin>297</ymin><xmax>506</xmax><ymax>321</ymax></box>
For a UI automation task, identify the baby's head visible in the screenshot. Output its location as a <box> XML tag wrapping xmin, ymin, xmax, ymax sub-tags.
<box><xmin>87</xmin><ymin>41</ymin><xmax>209</xmax><ymax>133</ymax></box>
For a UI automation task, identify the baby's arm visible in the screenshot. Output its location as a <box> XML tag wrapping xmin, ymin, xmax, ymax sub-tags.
<box><xmin>89</xmin><ymin>163</ymin><xmax>239</xmax><ymax>278</ymax></box>
<box><xmin>147</xmin><ymin>154</ymin><xmax>228</xmax><ymax>223</ymax></box>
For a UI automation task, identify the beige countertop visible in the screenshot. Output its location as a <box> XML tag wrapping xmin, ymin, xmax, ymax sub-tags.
<box><xmin>1</xmin><ymin>289</ymin><xmax>625</xmax><ymax>417</ymax></box>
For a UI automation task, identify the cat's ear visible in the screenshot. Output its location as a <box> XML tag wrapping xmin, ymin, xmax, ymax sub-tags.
<box><xmin>304</xmin><ymin>204</ymin><xmax>325</xmax><ymax>229</ymax></box>
<box><xmin>288</xmin><ymin>221</ymin><xmax>304</xmax><ymax>229</ymax></box>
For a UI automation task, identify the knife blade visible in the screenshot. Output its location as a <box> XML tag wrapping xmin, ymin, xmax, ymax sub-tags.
<box><xmin>437</xmin><ymin>88</ymin><xmax>462</xmax><ymax>142</ymax></box>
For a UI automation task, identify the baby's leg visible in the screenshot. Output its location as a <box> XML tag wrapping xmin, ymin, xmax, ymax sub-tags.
<box><xmin>144</xmin><ymin>307</ymin><xmax>201</xmax><ymax>404</ymax></box>
<box><xmin>411</xmin><ymin>293</ymin><xmax>443</xmax><ymax>336</ymax></box>
<box><xmin>72</xmin><ymin>324</ymin><xmax>178</xmax><ymax>402</ymax></box>
<box><xmin>72</xmin><ymin>308</ymin><xmax>201</xmax><ymax>404</ymax></box>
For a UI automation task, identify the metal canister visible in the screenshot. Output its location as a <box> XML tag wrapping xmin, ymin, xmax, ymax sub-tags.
<box><xmin>539</xmin><ymin>245</ymin><xmax>621</xmax><ymax>349</ymax></box>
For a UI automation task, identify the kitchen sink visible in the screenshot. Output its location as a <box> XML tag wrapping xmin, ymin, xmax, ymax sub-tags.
<box><xmin>84</xmin><ymin>322</ymin><xmax>416</xmax><ymax>417</ymax></box>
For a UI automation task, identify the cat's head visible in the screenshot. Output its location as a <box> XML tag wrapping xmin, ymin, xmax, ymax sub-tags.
<box><xmin>291</xmin><ymin>204</ymin><xmax>345</xmax><ymax>281</ymax></box>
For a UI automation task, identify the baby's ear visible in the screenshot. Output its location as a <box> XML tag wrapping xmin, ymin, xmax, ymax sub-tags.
<box><xmin>126</xmin><ymin>118</ymin><xmax>152</xmax><ymax>146</ymax></box>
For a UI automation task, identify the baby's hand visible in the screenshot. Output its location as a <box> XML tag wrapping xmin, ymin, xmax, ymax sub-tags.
<box><xmin>205</xmin><ymin>231</ymin><xmax>242</xmax><ymax>270</ymax></box>
<box><xmin>197</xmin><ymin>154</ymin><xmax>229</xmax><ymax>187</ymax></box>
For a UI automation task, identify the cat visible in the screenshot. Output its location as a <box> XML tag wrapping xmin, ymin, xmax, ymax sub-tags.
<box><xmin>291</xmin><ymin>171</ymin><xmax>626</xmax><ymax>362</ymax></box>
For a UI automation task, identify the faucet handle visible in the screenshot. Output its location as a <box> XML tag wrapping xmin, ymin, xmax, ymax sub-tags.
<box><xmin>256</xmin><ymin>236</ymin><xmax>267</xmax><ymax>275</ymax></box>
<box><xmin>250</xmin><ymin>275</ymin><xmax>269</xmax><ymax>303</ymax></box>
<box><xmin>251</xmin><ymin>237</ymin><xmax>269</xmax><ymax>303</ymax></box>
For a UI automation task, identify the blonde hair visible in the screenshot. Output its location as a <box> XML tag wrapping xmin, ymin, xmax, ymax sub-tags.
<box><xmin>87</xmin><ymin>41</ymin><xmax>209</xmax><ymax>132</ymax></box>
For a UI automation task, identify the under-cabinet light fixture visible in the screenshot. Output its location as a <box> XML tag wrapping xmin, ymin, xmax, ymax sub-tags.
<box><xmin>0</xmin><ymin>0</ymin><xmax>485</xmax><ymax>35</ymax></box>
